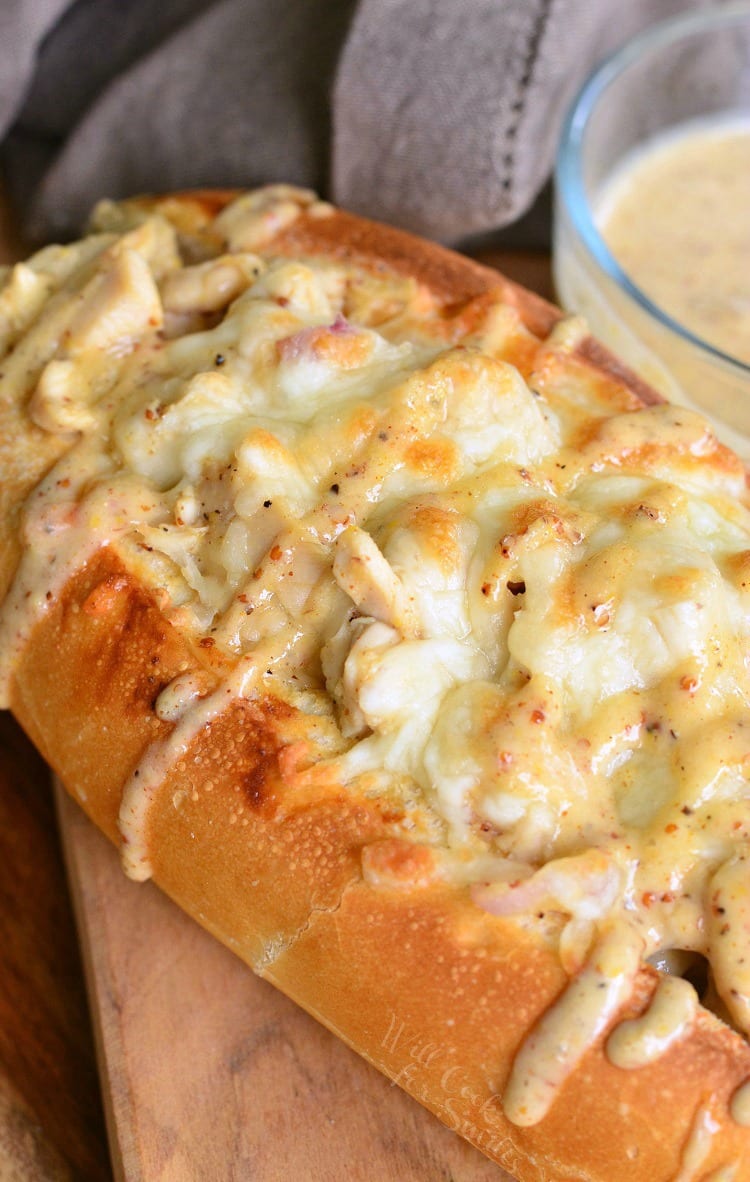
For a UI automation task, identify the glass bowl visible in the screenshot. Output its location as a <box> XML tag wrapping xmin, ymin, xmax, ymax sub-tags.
<box><xmin>553</xmin><ymin>4</ymin><xmax>750</xmax><ymax>455</ymax></box>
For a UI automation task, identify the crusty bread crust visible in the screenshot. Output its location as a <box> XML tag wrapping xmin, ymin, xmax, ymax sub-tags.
<box><xmin>5</xmin><ymin>192</ymin><xmax>750</xmax><ymax>1181</ymax></box>
<box><xmin>15</xmin><ymin>547</ymin><xmax>750</xmax><ymax>1181</ymax></box>
<box><xmin>118</xmin><ymin>188</ymin><xmax>663</xmax><ymax>408</ymax></box>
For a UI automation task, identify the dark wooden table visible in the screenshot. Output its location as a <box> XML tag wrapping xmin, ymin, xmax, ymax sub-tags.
<box><xmin>0</xmin><ymin>712</ymin><xmax>111</xmax><ymax>1180</ymax></box>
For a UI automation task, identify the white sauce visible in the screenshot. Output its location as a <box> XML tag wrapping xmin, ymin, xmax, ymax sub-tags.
<box><xmin>730</xmin><ymin>1080</ymin><xmax>750</xmax><ymax>1128</ymax></box>
<box><xmin>557</xmin><ymin>115</ymin><xmax>750</xmax><ymax>453</ymax></box>
<box><xmin>605</xmin><ymin>974</ymin><xmax>698</xmax><ymax>1070</ymax></box>
<box><xmin>598</xmin><ymin>116</ymin><xmax>750</xmax><ymax>366</ymax></box>
<box><xmin>119</xmin><ymin>679</ymin><xmax>236</xmax><ymax>880</ymax></box>
<box><xmin>153</xmin><ymin>669</ymin><xmax>216</xmax><ymax>723</ymax></box>
<box><xmin>673</xmin><ymin>1105</ymin><xmax>721</xmax><ymax>1182</ymax></box>
<box><xmin>502</xmin><ymin>923</ymin><xmax>643</xmax><ymax>1126</ymax></box>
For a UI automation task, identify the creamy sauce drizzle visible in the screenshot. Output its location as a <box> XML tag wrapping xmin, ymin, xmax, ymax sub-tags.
<box><xmin>701</xmin><ymin>1168</ymin><xmax>738</xmax><ymax>1182</ymax></box>
<box><xmin>503</xmin><ymin>923</ymin><xmax>643</xmax><ymax>1126</ymax></box>
<box><xmin>730</xmin><ymin>1080</ymin><xmax>750</xmax><ymax>1128</ymax></box>
<box><xmin>673</xmin><ymin>1105</ymin><xmax>721</xmax><ymax>1182</ymax></box>
<box><xmin>120</xmin><ymin>676</ymin><xmax>240</xmax><ymax>880</ymax></box>
<box><xmin>153</xmin><ymin>669</ymin><xmax>216</xmax><ymax>723</ymax></box>
<box><xmin>605</xmin><ymin>973</ymin><xmax>698</xmax><ymax>1070</ymax></box>
<box><xmin>0</xmin><ymin>451</ymin><xmax>144</xmax><ymax>702</ymax></box>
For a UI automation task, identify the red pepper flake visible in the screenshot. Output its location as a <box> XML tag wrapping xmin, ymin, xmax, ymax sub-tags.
<box><xmin>498</xmin><ymin>751</ymin><xmax>513</xmax><ymax>768</ymax></box>
<box><xmin>269</xmin><ymin>545</ymin><xmax>283</xmax><ymax>561</ymax></box>
<box><xmin>199</xmin><ymin>637</ymin><xmax>215</xmax><ymax>648</ymax></box>
<box><xmin>642</xmin><ymin>891</ymin><xmax>656</xmax><ymax>908</ymax></box>
<box><xmin>680</xmin><ymin>675</ymin><xmax>698</xmax><ymax>692</ymax></box>
<box><xmin>530</xmin><ymin>709</ymin><xmax>545</xmax><ymax>724</ymax></box>
<box><xmin>665</xmin><ymin>823</ymin><xmax>678</xmax><ymax>834</ymax></box>
<box><xmin>481</xmin><ymin>582</ymin><xmax>491</xmax><ymax>597</ymax></box>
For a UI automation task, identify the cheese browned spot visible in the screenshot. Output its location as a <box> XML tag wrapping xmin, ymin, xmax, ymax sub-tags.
<box><xmin>2</xmin><ymin>186</ymin><xmax>750</xmax><ymax>1153</ymax></box>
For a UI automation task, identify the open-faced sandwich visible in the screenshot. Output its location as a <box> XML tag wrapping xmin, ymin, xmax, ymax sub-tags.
<box><xmin>2</xmin><ymin>185</ymin><xmax>750</xmax><ymax>1181</ymax></box>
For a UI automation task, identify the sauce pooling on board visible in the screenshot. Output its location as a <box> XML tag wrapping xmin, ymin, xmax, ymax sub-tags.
<box><xmin>598</xmin><ymin>116</ymin><xmax>750</xmax><ymax>365</ymax></box>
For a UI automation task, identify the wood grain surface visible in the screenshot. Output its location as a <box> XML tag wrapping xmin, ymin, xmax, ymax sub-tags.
<box><xmin>0</xmin><ymin>714</ymin><xmax>110</xmax><ymax>1181</ymax></box>
<box><xmin>58</xmin><ymin>788</ymin><xmax>514</xmax><ymax>1182</ymax></box>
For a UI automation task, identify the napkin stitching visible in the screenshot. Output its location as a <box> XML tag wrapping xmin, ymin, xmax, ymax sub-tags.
<box><xmin>498</xmin><ymin>0</ymin><xmax>553</xmax><ymax>201</ymax></box>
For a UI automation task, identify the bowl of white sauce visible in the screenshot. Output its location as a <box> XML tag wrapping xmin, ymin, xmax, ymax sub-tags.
<box><xmin>554</xmin><ymin>4</ymin><xmax>750</xmax><ymax>454</ymax></box>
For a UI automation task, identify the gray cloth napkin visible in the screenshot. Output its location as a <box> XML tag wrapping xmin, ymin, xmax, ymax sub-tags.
<box><xmin>0</xmin><ymin>0</ymin><xmax>714</xmax><ymax>247</ymax></box>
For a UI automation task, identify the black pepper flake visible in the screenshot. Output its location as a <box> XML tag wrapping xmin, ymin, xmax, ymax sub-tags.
<box><xmin>507</xmin><ymin>580</ymin><xmax>526</xmax><ymax>596</ymax></box>
<box><xmin>214</xmin><ymin>353</ymin><xmax>225</xmax><ymax>366</ymax></box>
<box><xmin>263</xmin><ymin>499</ymin><xmax>272</xmax><ymax>508</ymax></box>
<box><xmin>329</xmin><ymin>483</ymin><xmax>340</xmax><ymax>494</ymax></box>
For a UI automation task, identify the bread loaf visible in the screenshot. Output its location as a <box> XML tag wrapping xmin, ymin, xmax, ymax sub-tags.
<box><xmin>2</xmin><ymin>185</ymin><xmax>750</xmax><ymax>1180</ymax></box>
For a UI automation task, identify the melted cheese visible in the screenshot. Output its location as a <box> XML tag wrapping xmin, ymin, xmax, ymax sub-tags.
<box><xmin>3</xmin><ymin>185</ymin><xmax>750</xmax><ymax>1131</ymax></box>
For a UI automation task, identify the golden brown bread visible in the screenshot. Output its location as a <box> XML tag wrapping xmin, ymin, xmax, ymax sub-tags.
<box><xmin>3</xmin><ymin>186</ymin><xmax>750</xmax><ymax>1181</ymax></box>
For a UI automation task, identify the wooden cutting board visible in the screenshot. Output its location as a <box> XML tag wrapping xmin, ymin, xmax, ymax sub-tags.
<box><xmin>56</xmin><ymin>785</ymin><xmax>515</xmax><ymax>1182</ymax></box>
